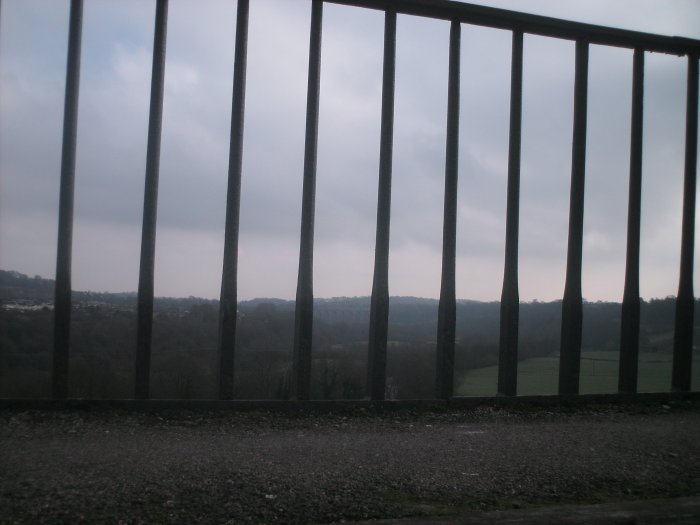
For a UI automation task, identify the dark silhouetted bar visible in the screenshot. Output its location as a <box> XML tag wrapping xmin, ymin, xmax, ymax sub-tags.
<box><xmin>618</xmin><ymin>49</ymin><xmax>644</xmax><ymax>394</ymax></box>
<box><xmin>672</xmin><ymin>55</ymin><xmax>698</xmax><ymax>392</ymax></box>
<box><xmin>497</xmin><ymin>30</ymin><xmax>523</xmax><ymax>397</ymax></box>
<box><xmin>135</xmin><ymin>0</ymin><xmax>168</xmax><ymax>400</ymax></box>
<box><xmin>52</xmin><ymin>0</ymin><xmax>83</xmax><ymax>400</ymax></box>
<box><xmin>435</xmin><ymin>20</ymin><xmax>461</xmax><ymax>400</ymax></box>
<box><xmin>559</xmin><ymin>40</ymin><xmax>589</xmax><ymax>395</ymax></box>
<box><xmin>367</xmin><ymin>10</ymin><xmax>396</xmax><ymax>401</ymax></box>
<box><xmin>292</xmin><ymin>0</ymin><xmax>323</xmax><ymax>401</ymax></box>
<box><xmin>326</xmin><ymin>0</ymin><xmax>700</xmax><ymax>56</ymax></box>
<box><xmin>218</xmin><ymin>0</ymin><xmax>250</xmax><ymax>401</ymax></box>
<box><xmin>23</xmin><ymin>0</ymin><xmax>700</xmax><ymax>407</ymax></box>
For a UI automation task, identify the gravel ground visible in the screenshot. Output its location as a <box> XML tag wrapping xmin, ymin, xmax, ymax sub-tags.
<box><xmin>1</xmin><ymin>402</ymin><xmax>699</xmax><ymax>524</ymax></box>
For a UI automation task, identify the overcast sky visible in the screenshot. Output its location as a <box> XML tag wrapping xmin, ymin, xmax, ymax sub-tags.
<box><xmin>1</xmin><ymin>0</ymin><xmax>699</xmax><ymax>302</ymax></box>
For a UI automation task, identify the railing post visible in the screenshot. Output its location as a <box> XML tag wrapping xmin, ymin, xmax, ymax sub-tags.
<box><xmin>367</xmin><ymin>9</ymin><xmax>397</xmax><ymax>401</ymax></box>
<box><xmin>672</xmin><ymin>55</ymin><xmax>699</xmax><ymax>392</ymax></box>
<box><xmin>497</xmin><ymin>30</ymin><xmax>523</xmax><ymax>397</ymax></box>
<box><xmin>135</xmin><ymin>0</ymin><xmax>168</xmax><ymax>400</ymax></box>
<box><xmin>52</xmin><ymin>0</ymin><xmax>83</xmax><ymax>400</ymax></box>
<box><xmin>292</xmin><ymin>0</ymin><xmax>323</xmax><ymax>401</ymax></box>
<box><xmin>618</xmin><ymin>48</ymin><xmax>644</xmax><ymax>394</ymax></box>
<box><xmin>435</xmin><ymin>20</ymin><xmax>461</xmax><ymax>400</ymax></box>
<box><xmin>218</xmin><ymin>0</ymin><xmax>250</xmax><ymax>401</ymax></box>
<box><xmin>558</xmin><ymin>40</ymin><xmax>589</xmax><ymax>395</ymax></box>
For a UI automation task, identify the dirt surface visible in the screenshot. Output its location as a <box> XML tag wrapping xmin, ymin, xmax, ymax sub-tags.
<box><xmin>1</xmin><ymin>402</ymin><xmax>699</xmax><ymax>524</ymax></box>
<box><xmin>354</xmin><ymin>497</ymin><xmax>700</xmax><ymax>524</ymax></box>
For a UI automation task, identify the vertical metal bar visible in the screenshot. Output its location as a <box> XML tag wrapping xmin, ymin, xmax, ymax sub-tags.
<box><xmin>672</xmin><ymin>55</ymin><xmax>698</xmax><ymax>392</ymax></box>
<box><xmin>559</xmin><ymin>40</ymin><xmax>589</xmax><ymax>395</ymax></box>
<box><xmin>135</xmin><ymin>0</ymin><xmax>168</xmax><ymax>400</ymax></box>
<box><xmin>52</xmin><ymin>0</ymin><xmax>83</xmax><ymax>400</ymax></box>
<box><xmin>218</xmin><ymin>0</ymin><xmax>249</xmax><ymax>401</ymax></box>
<box><xmin>435</xmin><ymin>20</ymin><xmax>461</xmax><ymax>400</ymax></box>
<box><xmin>618</xmin><ymin>49</ymin><xmax>644</xmax><ymax>394</ymax></box>
<box><xmin>367</xmin><ymin>9</ymin><xmax>397</xmax><ymax>401</ymax></box>
<box><xmin>497</xmin><ymin>30</ymin><xmax>523</xmax><ymax>397</ymax></box>
<box><xmin>292</xmin><ymin>0</ymin><xmax>323</xmax><ymax>401</ymax></box>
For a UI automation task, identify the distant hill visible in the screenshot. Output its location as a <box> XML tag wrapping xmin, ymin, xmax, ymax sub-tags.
<box><xmin>0</xmin><ymin>270</ymin><xmax>56</xmax><ymax>302</ymax></box>
<box><xmin>0</xmin><ymin>270</ymin><xmax>466</xmax><ymax>326</ymax></box>
<box><xmin>1</xmin><ymin>269</ymin><xmax>696</xmax><ymax>354</ymax></box>
<box><xmin>2</xmin><ymin>269</ymin><xmax>698</xmax><ymax>400</ymax></box>
<box><xmin>0</xmin><ymin>270</ymin><xmax>214</xmax><ymax>308</ymax></box>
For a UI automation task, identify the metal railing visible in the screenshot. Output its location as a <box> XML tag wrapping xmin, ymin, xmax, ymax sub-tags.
<box><xmin>17</xmin><ymin>0</ymin><xmax>700</xmax><ymax>401</ymax></box>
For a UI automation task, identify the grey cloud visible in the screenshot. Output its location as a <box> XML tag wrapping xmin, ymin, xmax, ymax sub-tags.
<box><xmin>1</xmin><ymin>0</ymin><xmax>698</xmax><ymax>300</ymax></box>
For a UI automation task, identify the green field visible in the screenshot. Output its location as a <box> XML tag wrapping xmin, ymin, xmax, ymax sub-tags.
<box><xmin>456</xmin><ymin>351</ymin><xmax>700</xmax><ymax>396</ymax></box>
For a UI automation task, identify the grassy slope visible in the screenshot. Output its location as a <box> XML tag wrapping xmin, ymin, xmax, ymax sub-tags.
<box><xmin>456</xmin><ymin>351</ymin><xmax>700</xmax><ymax>396</ymax></box>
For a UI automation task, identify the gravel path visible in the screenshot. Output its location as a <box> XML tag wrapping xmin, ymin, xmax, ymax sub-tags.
<box><xmin>1</xmin><ymin>403</ymin><xmax>699</xmax><ymax>524</ymax></box>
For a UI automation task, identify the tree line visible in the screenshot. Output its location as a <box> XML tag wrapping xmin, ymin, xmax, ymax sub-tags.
<box><xmin>1</xmin><ymin>270</ymin><xmax>696</xmax><ymax>399</ymax></box>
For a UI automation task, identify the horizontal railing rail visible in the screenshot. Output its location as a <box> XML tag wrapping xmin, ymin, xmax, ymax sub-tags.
<box><xmin>327</xmin><ymin>0</ymin><xmax>700</xmax><ymax>55</ymax></box>
<box><xmin>2</xmin><ymin>391</ymin><xmax>700</xmax><ymax>411</ymax></box>
<box><xmin>2</xmin><ymin>0</ymin><xmax>698</xmax><ymax>403</ymax></box>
